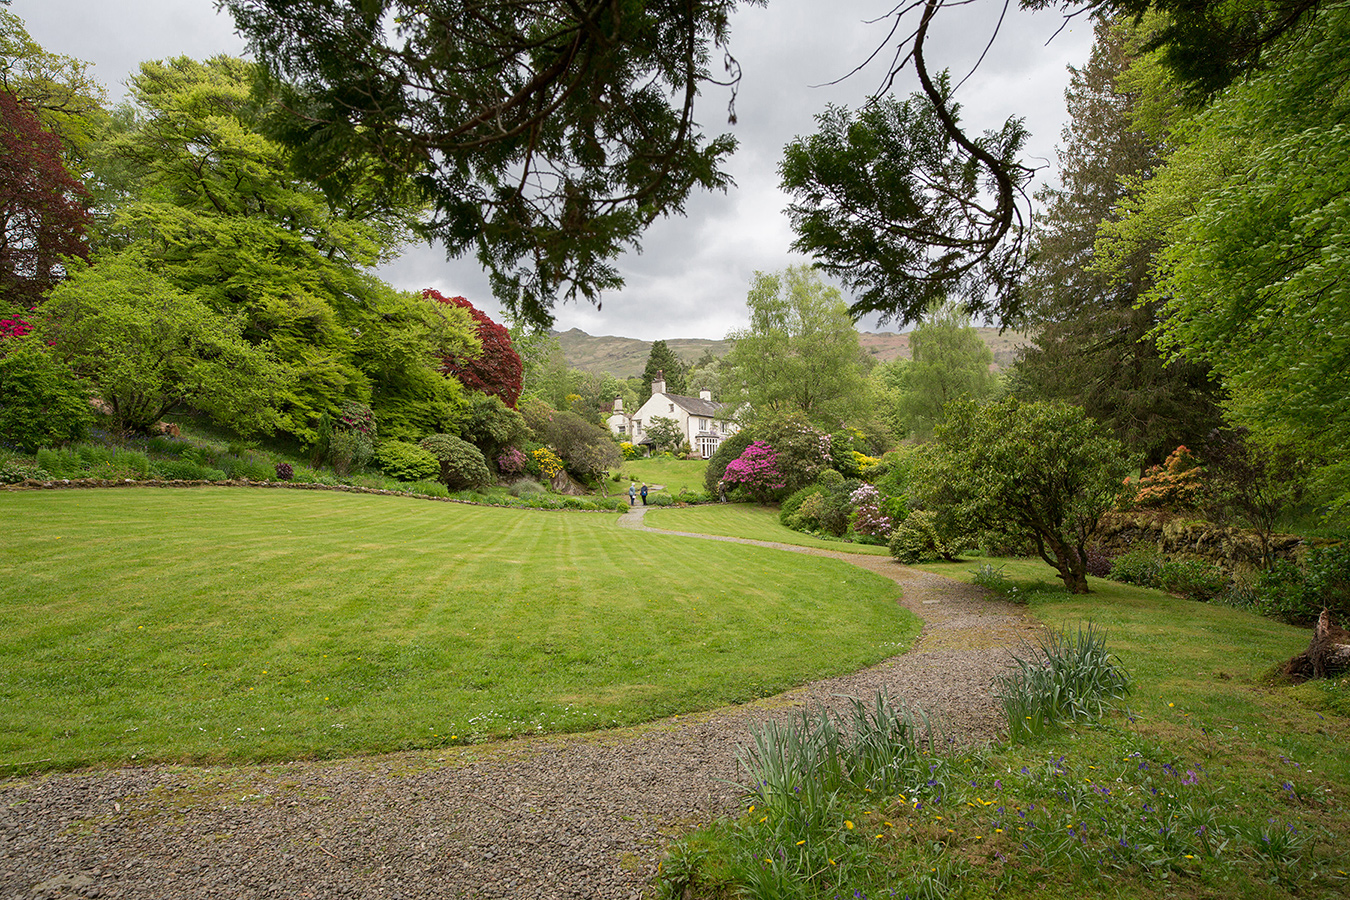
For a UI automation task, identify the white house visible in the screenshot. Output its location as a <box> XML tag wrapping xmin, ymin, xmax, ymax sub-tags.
<box><xmin>607</xmin><ymin>372</ymin><xmax>740</xmax><ymax>459</ymax></box>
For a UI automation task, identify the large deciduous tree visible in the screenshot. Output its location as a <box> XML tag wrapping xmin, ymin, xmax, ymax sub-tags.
<box><xmin>877</xmin><ymin>302</ymin><xmax>999</xmax><ymax>441</ymax></box>
<box><xmin>722</xmin><ymin>266</ymin><xmax>871</xmax><ymax>429</ymax></box>
<box><xmin>924</xmin><ymin>397</ymin><xmax>1135</xmax><ymax>593</ymax></box>
<box><xmin>41</xmin><ymin>252</ymin><xmax>288</xmax><ymax>435</ymax></box>
<box><xmin>222</xmin><ymin>0</ymin><xmax>751</xmax><ymax>329</ymax></box>
<box><xmin>0</xmin><ymin>89</ymin><xmax>89</xmax><ymax>309</ymax></box>
<box><xmin>88</xmin><ymin>55</ymin><xmax>474</xmax><ymax>443</ymax></box>
<box><xmin>1099</xmin><ymin>3</ymin><xmax>1350</xmax><ymax>511</ymax></box>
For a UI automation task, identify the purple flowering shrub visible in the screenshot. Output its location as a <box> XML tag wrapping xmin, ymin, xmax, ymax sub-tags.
<box><xmin>497</xmin><ymin>446</ymin><xmax>528</xmax><ymax>476</ymax></box>
<box><xmin>849</xmin><ymin>483</ymin><xmax>894</xmax><ymax>543</ymax></box>
<box><xmin>720</xmin><ymin>440</ymin><xmax>787</xmax><ymax>503</ymax></box>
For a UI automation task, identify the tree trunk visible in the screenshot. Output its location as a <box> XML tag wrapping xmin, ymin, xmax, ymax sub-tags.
<box><xmin>1282</xmin><ymin>609</ymin><xmax>1350</xmax><ymax>681</ymax></box>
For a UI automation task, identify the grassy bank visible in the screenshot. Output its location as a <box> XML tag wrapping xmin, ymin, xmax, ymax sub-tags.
<box><xmin>659</xmin><ymin>556</ymin><xmax>1350</xmax><ymax>899</ymax></box>
<box><xmin>1</xmin><ymin>488</ymin><xmax>917</xmax><ymax>773</ymax></box>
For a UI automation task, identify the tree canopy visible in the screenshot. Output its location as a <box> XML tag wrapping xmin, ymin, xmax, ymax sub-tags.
<box><xmin>924</xmin><ymin>397</ymin><xmax>1135</xmax><ymax>593</ymax></box>
<box><xmin>222</xmin><ymin>0</ymin><xmax>753</xmax><ymax>329</ymax></box>
<box><xmin>722</xmin><ymin>266</ymin><xmax>871</xmax><ymax>429</ymax></box>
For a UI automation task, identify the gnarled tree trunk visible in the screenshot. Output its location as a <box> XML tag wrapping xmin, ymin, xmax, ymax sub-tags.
<box><xmin>1283</xmin><ymin>609</ymin><xmax>1350</xmax><ymax>681</ymax></box>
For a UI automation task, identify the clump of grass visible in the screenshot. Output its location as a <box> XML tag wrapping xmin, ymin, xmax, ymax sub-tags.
<box><xmin>996</xmin><ymin>623</ymin><xmax>1131</xmax><ymax>742</ymax></box>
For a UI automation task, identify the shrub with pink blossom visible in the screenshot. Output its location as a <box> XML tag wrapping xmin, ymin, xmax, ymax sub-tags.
<box><xmin>849</xmin><ymin>482</ymin><xmax>894</xmax><ymax>544</ymax></box>
<box><xmin>721</xmin><ymin>440</ymin><xmax>787</xmax><ymax>503</ymax></box>
<box><xmin>497</xmin><ymin>446</ymin><xmax>528</xmax><ymax>476</ymax></box>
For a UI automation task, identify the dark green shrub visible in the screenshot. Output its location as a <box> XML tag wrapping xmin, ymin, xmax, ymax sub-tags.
<box><xmin>420</xmin><ymin>433</ymin><xmax>491</xmax><ymax>489</ymax></box>
<box><xmin>376</xmin><ymin>440</ymin><xmax>440</xmax><ymax>482</ymax></box>
<box><xmin>1158</xmin><ymin>558</ymin><xmax>1229</xmax><ymax>602</ymax></box>
<box><xmin>704</xmin><ymin>429</ymin><xmax>756</xmax><ymax>494</ymax></box>
<box><xmin>888</xmin><ymin>509</ymin><xmax>963</xmax><ymax>563</ymax></box>
<box><xmin>647</xmin><ymin>491</ymin><xmax>675</xmax><ymax>506</ymax></box>
<box><xmin>1253</xmin><ymin>543</ymin><xmax>1350</xmax><ymax>625</ymax></box>
<box><xmin>1108</xmin><ymin>547</ymin><xmax>1165</xmax><ymax>587</ymax></box>
<box><xmin>779</xmin><ymin>484</ymin><xmax>824</xmax><ymax>526</ymax></box>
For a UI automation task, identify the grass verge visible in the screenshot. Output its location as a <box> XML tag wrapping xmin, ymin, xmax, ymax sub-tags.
<box><xmin>645</xmin><ymin>504</ymin><xmax>890</xmax><ymax>556</ymax></box>
<box><xmin>614</xmin><ymin>457</ymin><xmax>709</xmax><ymax>494</ymax></box>
<box><xmin>657</xmin><ymin>559</ymin><xmax>1350</xmax><ymax>899</ymax></box>
<box><xmin>1</xmin><ymin>488</ymin><xmax>918</xmax><ymax>774</ymax></box>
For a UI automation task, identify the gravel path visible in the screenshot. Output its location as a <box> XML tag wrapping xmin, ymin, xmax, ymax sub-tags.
<box><xmin>2</xmin><ymin>507</ymin><xmax>1041</xmax><ymax>900</ymax></box>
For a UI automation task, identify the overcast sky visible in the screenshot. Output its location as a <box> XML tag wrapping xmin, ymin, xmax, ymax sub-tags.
<box><xmin>15</xmin><ymin>0</ymin><xmax>1093</xmax><ymax>340</ymax></box>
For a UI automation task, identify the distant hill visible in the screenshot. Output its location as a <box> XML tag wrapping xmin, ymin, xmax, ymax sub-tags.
<box><xmin>551</xmin><ymin>329</ymin><xmax>735</xmax><ymax>378</ymax></box>
<box><xmin>553</xmin><ymin>326</ymin><xmax>1027</xmax><ymax>377</ymax></box>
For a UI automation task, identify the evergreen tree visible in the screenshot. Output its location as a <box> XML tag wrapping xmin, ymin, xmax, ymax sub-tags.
<box><xmin>1014</xmin><ymin>15</ymin><xmax>1221</xmax><ymax>465</ymax></box>
<box><xmin>641</xmin><ymin>340</ymin><xmax>687</xmax><ymax>402</ymax></box>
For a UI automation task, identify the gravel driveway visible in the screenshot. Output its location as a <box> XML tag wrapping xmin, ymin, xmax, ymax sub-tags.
<box><xmin>2</xmin><ymin>507</ymin><xmax>1040</xmax><ymax>900</ymax></box>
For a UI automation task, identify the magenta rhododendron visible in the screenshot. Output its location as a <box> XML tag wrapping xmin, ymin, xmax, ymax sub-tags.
<box><xmin>721</xmin><ymin>440</ymin><xmax>786</xmax><ymax>502</ymax></box>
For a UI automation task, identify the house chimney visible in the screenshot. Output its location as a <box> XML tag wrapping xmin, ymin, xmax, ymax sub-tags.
<box><xmin>699</xmin><ymin>389</ymin><xmax>712</xmax><ymax>402</ymax></box>
<box><xmin>614</xmin><ymin>395</ymin><xmax>623</xmax><ymax>413</ymax></box>
<box><xmin>653</xmin><ymin>370</ymin><xmax>666</xmax><ymax>396</ymax></box>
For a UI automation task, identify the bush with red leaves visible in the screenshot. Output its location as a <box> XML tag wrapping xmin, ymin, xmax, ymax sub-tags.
<box><xmin>0</xmin><ymin>91</ymin><xmax>90</xmax><ymax>309</ymax></box>
<box><xmin>424</xmin><ymin>289</ymin><xmax>523</xmax><ymax>408</ymax></box>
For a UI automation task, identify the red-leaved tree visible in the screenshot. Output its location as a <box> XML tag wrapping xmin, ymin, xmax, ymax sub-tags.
<box><xmin>424</xmin><ymin>289</ymin><xmax>523</xmax><ymax>408</ymax></box>
<box><xmin>0</xmin><ymin>90</ymin><xmax>89</xmax><ymax>309</ymax></box>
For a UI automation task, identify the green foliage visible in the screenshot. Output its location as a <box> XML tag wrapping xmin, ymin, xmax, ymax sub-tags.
<box><xmin>374</xmin><ymin>440</ymin><xmax>439</xmax><ymax>482</ymax></box>
<box><xmin>646</xmin><ymin>491</ymin><xmax>675</xmax><ymax>507</ymax></box>
<box><xmin>1251</xmin><ymin>543</ymin><xmax>1350</xmax><ymax>625</ymax></box>
<box><xmin>1102</xmin><ymin>4</ymin><xmax>1350</xmax><ymax>511</ymax></box>
<box><xmin>533</xmin><ymin>409</ymin><xmax>621</xmax><ymax>480</ymax></box>
<box><xmin>0</xmin><ymin>335</ymin><xmax>92</xmax><ymax>452</ymax></box>
<box><xmin>996</xmin><ymin>624</ymin><xmax>1131</xmax><ymax>742</ymax></box>
<box><xmin>780</xmin><ymin>78</ymin><xmax>1030</xmax><ymax>327</ymax></box>
<box><xmin>1107</xmin><ymin>547</ymin><xmax>1230</xmax><ymax>602</ymax></box>
<box><xmin>876</xmin><ymin>301</ymin><xmax>999</xmax><ymax>441</ymax></box>
<box><xmin>887</xmin><ymin>508</ymin><xmax>963</xmax><ymax>564</ymax></box>
<box><xmin>419</xmin><ymin>433</ymin><xmax>490</xmax><ymax>489</ymax></box>
<box><xmin>0</xmin><ymin>458</ymin><xmax>50</xmax><ymax>483</ymax></box>
<box><xmin>224</xmin><ymin>0</ymin><xmax>744</xmax><ymax>330</ymax></box>
<box><xmin>459</xmin><ymin>393</ymin><xmax>526</xmax><ymax>461</ymax></box>
<box><xmin>1015</xmin><ymin>15</ymin><xmax>1223</xmax><ymax>465</ymax></box>
<box><xmin>36</xmin><ymin>444</ymin><xmax>151</xmax><ymax>480</ymax></box>
<box><xmin>722</xmin><ymin>267</ymin><xmax>872</xmax><ymax>429</ymax></box>
<box><xmin>645</xmin><ymin>415</ymin><xmax>682</xmax><ymax>453</ymax></box>
<box><xmin>923</xmin><ymin>398</ymin><xmax>1136</xmax><ymax>593</ymax></box>
<box><xmin>41</xmin><ymin>252</ymin><xmax>288</xmax><ymax>436</ymax></box>
<box><xmin>640</xmin><ymin>340</ymin><xmax>687</xmax><ymax>402</ymax></box>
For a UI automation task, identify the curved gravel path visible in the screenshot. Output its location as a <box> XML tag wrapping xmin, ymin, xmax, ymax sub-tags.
<box><xmin>2</xmin><ymin>506</ymin><xmax>1041</xmax><ymax>900</ymax></box>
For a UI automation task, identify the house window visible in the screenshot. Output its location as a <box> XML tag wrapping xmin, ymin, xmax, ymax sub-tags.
<box><xmin>618</xmin><ymin>424</ymin><xmax>627</xmax><ymax>434</ymax></box>
<box><xmin>699</xmin><ymin>417</ymin><xmax>708</xmax><ymax>431</ymax></box>
<box><xmin>668</xmin><ymin>403</ymin><xmax>675</xmax><ymax>413</ymax></box>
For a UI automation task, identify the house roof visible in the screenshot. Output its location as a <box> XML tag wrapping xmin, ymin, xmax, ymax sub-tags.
<box><xmin>662</xmin><ymin>392</ymin><xmax>732</xmax><ymax>419</ymax></box>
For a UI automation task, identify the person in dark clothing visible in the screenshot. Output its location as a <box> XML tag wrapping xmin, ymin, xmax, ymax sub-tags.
<box><xmin>640</xmin><ymin>484</ymin><xmax>648</xmax><ymax>505</ymax></box>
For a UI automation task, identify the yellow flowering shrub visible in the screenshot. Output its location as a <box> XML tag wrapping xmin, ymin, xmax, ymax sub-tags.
<box><xmin>533</xmin><ymin>447</ymin><xmax>565</xmax><ymax>478</ymax></box>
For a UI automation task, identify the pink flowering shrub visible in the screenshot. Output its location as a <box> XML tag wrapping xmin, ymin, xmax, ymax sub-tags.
<box><xmin>849</xmin><ymin>483</ymin><xmax>894</xmax><ymax>544</ymax></box>
<box><xmin>721</xmin><ymin>440</ymin><xmax>787</xmax><ymax>503</ymax></box>
<box><xmin>497</xmin><ymin>446</ymin><xmax>528</xmax><ymax>476</ymax></box>
<box><xmin>1</xmin><ymin>316</ymin><xmax>34</xmax><ymax>339</ymax></box>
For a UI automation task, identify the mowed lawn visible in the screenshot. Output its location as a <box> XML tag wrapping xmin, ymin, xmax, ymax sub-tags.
<box><xmin>1</xmin><ymin>488</ymin><xmax>917</xmax><ymax>772</ymax></box>
<box><xmin>645</xmin><ymin>504</ymin><xmax>891</xmax><ymax>555</ymax></box>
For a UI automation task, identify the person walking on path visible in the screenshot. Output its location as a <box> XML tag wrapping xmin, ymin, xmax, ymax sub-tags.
<box><xmin>640</xmin><ymin>483</ymin><xmax>649</xmax><ymax>505</ymax></box>
<box><xmin>629</xmin><ymin>482</ymin><xmax>636</xmax><ymax>506</ymax></box>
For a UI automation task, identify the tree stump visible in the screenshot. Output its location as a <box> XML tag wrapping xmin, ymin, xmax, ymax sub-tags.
<box><xmin>1282</xmin><ymin>609</ymin><xmax>1350</xmax><ymax>681</ymax></box>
